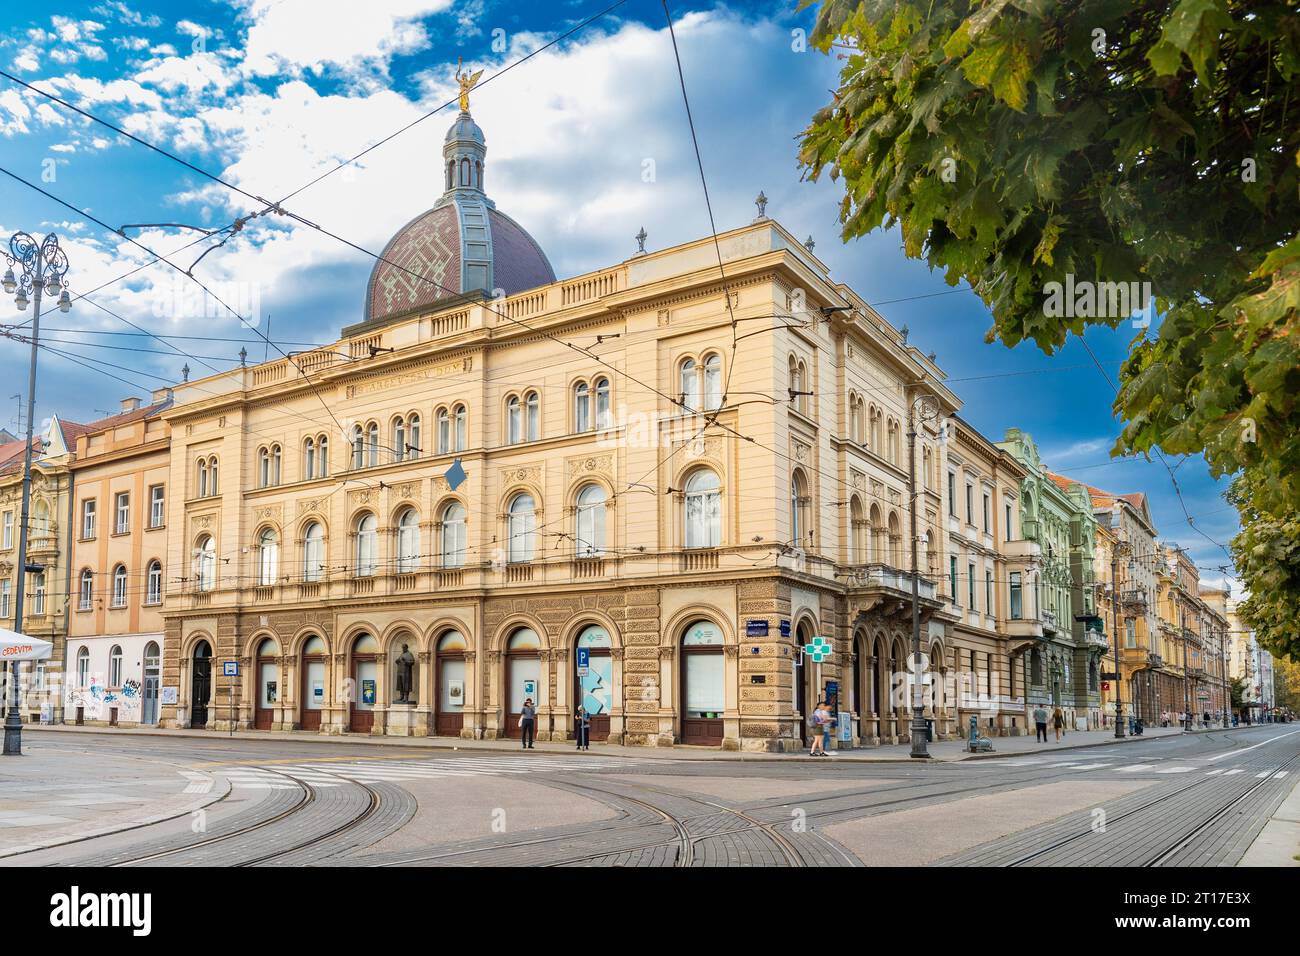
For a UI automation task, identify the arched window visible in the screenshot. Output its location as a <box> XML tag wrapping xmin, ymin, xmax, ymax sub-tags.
<box><xmin>850</xmin><ymin>497</ymin><xmax>865</xmax><ymax>564</ymax></box>
<box><xmin>396</xmin><ymin>508</ymin><xmax>420</xmax><ymax>574</ymax></box>
<box><xmin>198</xmin><ymin>458</ymin><xmax>208</xmax><ymax>497</ymax></box>
<box><xmin>408</xmin><ymin>414</ymin><xmax>421</xmax><ymax>459</ymax></box>
<box><xmin>304</xmin><ymin>437</ymin><xmax>316</xmax><ymax>480</ymax></box>
<box><xmin>303</xmin><ymin>522</ymin><xmax>324</xmax><ymax>583</ymax></box>
<box><xmin>318</xmin><ymin>436</ymin><xmax>329</xmax><ymax>477</ymax></box>
<box><xmin>575</xmin><ymin>381</ymin><xmax>590</xmax><ymax>432</ymax></box>
<box><xmin>271</xmin><ymin>445</ymin><xmax>281</xmax><ymax>485</ymax></box>
<box><xmin>258</xmin><ymin>447</ymin><xmax>270</xmax><ymax>487</ymax></box>
<box><xmin>33</xmin><ymin>500</ymin><xmax>49</xmax><ymax>535</ymax></box>
<box><xmin>440</xmin><ymin>501</ymin><xmax>466</xmax><ymax>568</ymax></box>
<box><xmin>797</xmin><ymin>360</ymin><xmax>809</xmax><ymax>414</ymax></box>
<box><xmin>454</xmin><ymin>405</ymin><xmax>466</xmax><ymax>450</ymax></box>
<box><xmin>684</xmin><ymin>469</ymin><xmax>721</xmax><ymax>549</ymax></box>
<box><xmin>595</xmin><ymin>377</ymin><xmax>611</xmax><ymax>429</ymax></box>
<box><xmin>367</xmin><ymin>422</ymin><xmax>379</xmax><ymax>467</ymax></box>
<box><xmin>112</xmin><ymin>564</ymin><xmax>128</xmax><ymax>607</ymax></box>
<box><xmin>507</xmin><ymin>396</ymin><xmax>521</xmax><ymax>444</ymax></box>
<box><xmin>209</xmin><ymin>457</ymin><xmax>219</xmax><ymax>494</ymax></box>
<box><xmin>147</xmin><ymin>560</ymin><xmax>163</xmax><ymax>604</ymax></box>
<box><xmin>575</xmin><ymin>484</ymin><xmax>606</xmax><ymax>557</ymax></box>
<box><xmin>78</xmin><ymin>569</ymin><xmax>93</xmax><ymax>610</ymax></box>
<box><xmin>508</xmin><ymin>493</ymin><xmax>536</xmax><ymax>563</ymax></box>
<box><xmin>679</xmin><ymin>357</ymin><xmax>698</xmax><ymax>412</ymax></box>
<box><xmin>437</xmin><ymin>408</ymin><xmax>450</xmax><ymax>454</ymax></box>
<box><xmin>703</xmin><ymin>354</ymin><xmax>722</xmax><ymax>411</ymax></box>
<box><xmin>195</xmin><ymin>535</ymin><xmax>216</xmax><ymax>591</ymax></box>
<box><xmin>77</xmin><ymin>647</ymin><xmax>90</xmax><ymax>687</ymax></box>
<box><xmin>790</xmin><ymin>470</ymin><xmax>809</xmax><ymax>547</ymax></box>
<box><xmin>849</xmin><ymin>392</ymin><xmax>860</xmax><ymax>443</ymax></box>
<box><xmin>109</xmin><ymin>644</ymin><xmax>123</xmax><ymax>686</ymax></box>
<box><xmin>355</xmin><ymin>513</ymin><xmax>378</xmax><ymax>577</ymax></box>
<box><xmin>351</xmin><ymin>424</ymin><xmax>365</xmax><ymax>469</ymax></box>
<box><xmin>887</xmin><ymin>511</ymin><xmax>902</xmax><ymax>567</ymax></box>
<box><xmin>258</xmin><ymin>528</ymin><xmax>279</xmax><ymax>586</ymax></box>
<box><xmin>526</xmin><ymin>391</ymin><xmax>539</xmax><ymax>441</ymax></box>
<box><xmin>392</xmin><ymin>418</ymin><xmax>406</xmax><ymax>462</ymax></box>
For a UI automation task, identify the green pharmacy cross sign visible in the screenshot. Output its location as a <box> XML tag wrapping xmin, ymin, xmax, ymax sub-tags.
<box><xmin>803</xmin><ymin>636</ymin><xmax>832</xmax><ymax>663</ymax></box>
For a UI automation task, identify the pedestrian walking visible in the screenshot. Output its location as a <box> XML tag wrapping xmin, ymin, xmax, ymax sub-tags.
<box><xmin>1052</xmin><ymin>705</ymin><xmax>1065</xmax><ymax>742</ymax></box>
<box><xmin>520</xmin><ymin>697</ymin><xmax>536</xmax><ymax>749</ymax></box>
<box><xmin>574</xmin><ymin>705</ymin><xmax>591</xmax><ymax>751</ymax></box>
<box><xmin>808</xmin><ymin>700</ymin><xmax>828</xmax><ymax>756</ymax></box>
<box><xmin>822</xmin><ymin>705</ymin><xmax>836</xmax><ymax>756</ymax></box>
<box><xmin>1161</xmin><ymin>710</ymin><xmax>1169</xmax><ymax>728</ymax></box>
<box><xmin>1033</xmin><ymin>702</ymin><xmax>1049</xmax><ymax>743</ymax></box>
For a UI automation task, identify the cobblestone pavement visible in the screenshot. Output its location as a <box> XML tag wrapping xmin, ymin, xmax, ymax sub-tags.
<box><xmin>4</xmin><ymin>725</ymin><xmax>1296</xmax><ymax>867</ymax></box>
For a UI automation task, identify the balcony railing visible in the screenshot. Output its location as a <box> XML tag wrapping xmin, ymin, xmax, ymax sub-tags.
<box><xmin>1121</xmin><ymin>588</ymin><xmax>1149</xmax><ymax>610</ymax></box>
<box><xmin>841</xmin><ymin>564</ymin><xmax>937</xmax><ymax>602</ymax></box>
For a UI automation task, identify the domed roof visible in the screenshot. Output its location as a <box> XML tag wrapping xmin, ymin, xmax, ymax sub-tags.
<box><xmin>363</xmin><ymin>108</ymin><xmax>555</xmax><ymax>325</ymax></box>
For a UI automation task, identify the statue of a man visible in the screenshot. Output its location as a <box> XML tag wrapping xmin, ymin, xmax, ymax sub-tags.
<box><xmin>394</xmin><ymin>643</ymin><xmax>416</xmax><ymax>703</ymax></box>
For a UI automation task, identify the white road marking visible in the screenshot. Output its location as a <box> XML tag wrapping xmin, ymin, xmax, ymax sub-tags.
<box><xmin>1273</xmin><ymin>771</ymin><xmax>1289</xmax><ymax>779</ymax></box>
<box><xmin>1156</xmin><ymin>766</ymin><xmax>1195</xmax><ymax>774</ymax></box>
<box><xmin>1117</xmin><ymin>765</ymin><xmax>1155</xmax><ymax>772</ymax></box>
<box><xmin>1205</xmin><ymin>769</ymin><xmax>1226</xmax><ymax>776</ymax></box>
<box><xmin>1204</xmin><ymin>728</ymin><xmax>1300</xmax><ymax>762</ymax></box>
<box><xmin>1255</xmin><ymin>772</ymin><xmax>1271</xmax><ymax>779</ymax></box>
<box><xmin>1223</xmin><ymin>769</ymin><xmax>1244</xmax><ymax>776</ymax></box>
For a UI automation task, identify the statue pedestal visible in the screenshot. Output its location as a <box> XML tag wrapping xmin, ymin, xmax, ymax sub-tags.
<box><xmin>386</xmin><ymin>702</ymin><xmax>425</xmax><ymax>737</ymax></box>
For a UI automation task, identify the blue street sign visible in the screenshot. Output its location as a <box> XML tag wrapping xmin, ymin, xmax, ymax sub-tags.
<box><xmin>576</xmin><ymin>646</ymin><xmax>590</xmax><ymax>676</ymax></box>
<box><xmin>779</xmin><ymin>620</ymin><xmax>791</xmax><ymax>637</ymax></box>
<box><xmin>746</xmin><ymin>620</ymin><xmax>769</xmax><ymax>637</ymax></box>
<box><xmin>223</xmin><ymin>661</ymin><xmax>239</xmax><ymax>677</ymax></box>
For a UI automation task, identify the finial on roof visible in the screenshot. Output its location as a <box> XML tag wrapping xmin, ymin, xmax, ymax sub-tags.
<box><xmin>181</xmin><ymin>363</ymin><xmax>190</xmax><ymax>383</ymax></box>
<box><xmin>804</xmin><ymin>235</ymin><xmax>815</xmax><ymax>251</ymax></box>
<box><xmin>634</xmin><ymin>227</ymin><xmax>648</xmax><ymax>255</ymax></box>
<box><xmin>928</xmin><ymin>351</ymin><xmax>937</xmax><ymax>363</ymax></box>
<box><xmin>455</xmin><ymin>57</ymin><xmax>483</xmax><ymax>113</ymax></box>
<box><xmin>899</xmin><ymin>324</ymin><xmax>909</xmax><ymax>344</ymax></box>
<box><xmin>754</xmin><ymin>191</ymin><xmax>768</xmax><ymax>220</ymax></box>
<box><xmin>239</xmin><ymin>347</ymin><xmax>247</xmax><ymax>367</ymax></box>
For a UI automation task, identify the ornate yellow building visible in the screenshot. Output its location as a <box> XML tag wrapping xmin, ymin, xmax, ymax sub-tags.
<box><xmin>154</xmin><ymin>105</ymin><xmax>1052</xmax><ymax>750</ymax></box>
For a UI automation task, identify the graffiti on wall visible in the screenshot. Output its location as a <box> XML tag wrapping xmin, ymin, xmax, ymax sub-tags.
<box><xmin>65</xmin><ymin>673</ymin><xmax>141</xmax><ymax>721</ymax></box>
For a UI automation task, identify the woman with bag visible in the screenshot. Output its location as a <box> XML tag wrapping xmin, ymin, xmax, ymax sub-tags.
<box><xmin>809</xmin><ymin>700</ymin><xmax>828</xmax><ymax>757</ymax></box>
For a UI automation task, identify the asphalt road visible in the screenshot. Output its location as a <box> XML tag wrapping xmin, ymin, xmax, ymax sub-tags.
<box><xmin>4</xmin><ymin>724</ymin><xmax>1297</xmax><ymax>867</ymax></box>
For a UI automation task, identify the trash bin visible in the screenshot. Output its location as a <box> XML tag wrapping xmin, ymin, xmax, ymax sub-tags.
<box><xmin>925</xmin><ymin>718</ymin><xmax>934</xmax><ymax>742</ymax></box>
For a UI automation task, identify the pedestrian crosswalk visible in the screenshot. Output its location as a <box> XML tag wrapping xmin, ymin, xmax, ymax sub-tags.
<box><xmin>210</xmin><ymin>755</ymin><xmax>650</xmax><ymax>791</ymax></box>
<box><xmin>988</xmin><ymin>756</ymin><xmax>1282</xmax><ymax>779</ymax></box>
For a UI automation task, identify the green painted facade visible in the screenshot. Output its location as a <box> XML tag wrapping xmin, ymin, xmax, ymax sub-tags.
<box><xmin>997</xmin><ymin>429</ymin><xmax>1104</xmax><ymax>726</ymax></box>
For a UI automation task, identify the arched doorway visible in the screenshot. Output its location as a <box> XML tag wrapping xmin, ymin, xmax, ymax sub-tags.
<box><xmin>794</xmin><ymin>620</ymin><xmax>814</xmax><ymax>744</ymax></box>
<box><xmin>254</xmin><ymin>636</ymin><xmax>280</xmax><ymax>730</ymax></box>
<box><xmin>190</xmin><ymin>641</ymin><xmax>212</xmax><ymax>728</ymax></box>
<box><xmin>574</xmin><ymin>624</ymin><xmax>612</xmax><ymax>741</ymax></box>
<box><xmin>350</xmin><ymin>633</ymin><xmax>379</xmax><ymax>733</ymax></box>
<box><xmin>505</xmin><ymin>628</ymin><xmax>541</xmax><ymax>739</ymax></box>
<box><xmin>435</xmin><ymin>630</ymin><xmax>468</xmax><ymax>737</ymax></box>
<box><xmin>300</xmin><ymin>635</ymin><xmax>327</xmax><ymax>731</ymax></box>
<box><xmin>680</xmin><ymin>620</ymin><xmax>724</xmax><ymax>745</ymax></box>
<box><xmin>141</xmin><ymin>641</ymin><xmax>160</xmax><ymax>726</ymax></box>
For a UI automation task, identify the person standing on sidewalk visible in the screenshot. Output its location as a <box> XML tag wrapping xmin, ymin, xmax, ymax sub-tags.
<box><xmin>574</xmin><ymin>705</ymin><xmax>591</xmax><ymax>751</ymax></box>
<box><xmin>520</xmin><ymin>698</ymin><xmax>537</xmax><ymax>750</ymax></box>
<box><xmin>1051</xmin><ymin>705</ymin><xmax>1065</xmax><ymax>742</ymax></box>
<box><xmin>808</xmin><ymin>700</ymin><xmax>828</xmax><ymax>757</ymax></box>
<box><xmin>1033</xmin><ymin>702</ymin><xmax>1049</xmax><ymax>743</ymax></box>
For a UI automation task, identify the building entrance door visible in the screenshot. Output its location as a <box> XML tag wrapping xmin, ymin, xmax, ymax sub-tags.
<box><xmin>190</xmin><ymin>641</ymin><xmax>211</xmax><ymax>728</ymax></box>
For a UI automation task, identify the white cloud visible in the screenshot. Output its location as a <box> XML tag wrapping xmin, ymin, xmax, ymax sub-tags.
<box><xmin>11</xmin><ymin>47</ymin><xmax>40</xmax><ymax>72</ymax></box>
<box><xmin>236</xmin><ymin>0</ymin><xmax>453</xmax><ymax>77</ymax></box>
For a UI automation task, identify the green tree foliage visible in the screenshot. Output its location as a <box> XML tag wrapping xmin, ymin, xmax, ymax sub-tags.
<box><xmin>798</xmin><ymin>0</ymin><xmax>1300</xmax><ymax>659</ymax></box>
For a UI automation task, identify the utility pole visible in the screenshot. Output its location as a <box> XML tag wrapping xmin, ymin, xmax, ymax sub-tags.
<box><xmin>907</xmin><ymin>391</ymin><xmax>939</xmax><ymax>759</ymax></box>
<box><xmin>2</xmin><ymin>232</ymin><xmax>72</xmax><ymax>756</ymax></box>
<box><xmin>1110</xmin><ymin>536</ymin><xmax>1126</xmax><ymax>738</ymax></box>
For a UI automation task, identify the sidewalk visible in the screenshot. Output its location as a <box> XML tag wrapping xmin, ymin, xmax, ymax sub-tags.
<box><xmin>24</xmin><ymin>721</ymin><xmax>1191</xmax><ymax>763</ymax></box>
<box><xmin>0</xmin><ymin>742</ymin><xmax>229</xmax><ymax>858</ymax></box>
<box><xmin>1238</xmin><ymin>775</ymin><xmax>1300</xmax><ymax>867</ymax></box>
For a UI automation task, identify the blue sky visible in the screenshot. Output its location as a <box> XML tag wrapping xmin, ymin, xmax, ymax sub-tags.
<box><xmin>0</xmin><ymin>0</ymin><xmax>1240</xmax><ymax>586</ymax></box>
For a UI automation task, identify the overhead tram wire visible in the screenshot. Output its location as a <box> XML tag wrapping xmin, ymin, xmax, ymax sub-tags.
<box><xmin>1075</xmin><ymin>335</ymin><xmax>1235</xmax><ymax>562</ymax></box>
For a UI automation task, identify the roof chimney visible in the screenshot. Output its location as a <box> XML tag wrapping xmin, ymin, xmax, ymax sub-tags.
<box><xmin>150</xmin><ymin>387</ymin><xmax>173</xmax><ymax>405</ymax></box>
<box><xmin>120</xmin><ymin>396</ymin><xmax>142</xmax><ymax>413</ymax></box>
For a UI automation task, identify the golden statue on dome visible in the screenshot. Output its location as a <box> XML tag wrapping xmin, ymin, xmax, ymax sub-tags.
<box><xmin>456</xmin><ymin>58</ymin><xmax>483</xmax><ymax>113</ymax></box>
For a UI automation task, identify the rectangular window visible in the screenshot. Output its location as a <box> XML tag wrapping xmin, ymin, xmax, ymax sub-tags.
<box><xmin>1010</xmin><ymin>572</ymin><xmax>1022</xmax><ymax>620</ymax></box>
<box><xmin>0</xmin><ymin>580</ymin><xmax>9</xmax><ymax>617</ymax></box>
<box><xmin>968</xmin><ymin>562</ymin><xmax>976</xmax><ymax>609</ymax></box>
<box><xmin>81</xmin><ymin>500</ymin><xmax>96</xmax><ymax>539</ymax></box>
<box><xmin>947</xmin><ymin>473</ymin><xmax>956</xmax><ymax>516</ymax></box>
<box><xmin>1126</xmin><ymin>618</ymin><xmax>1137</xmax><ymax>649</ymax></box>
<box><xmin>965</xmin><ymin>484</ymin><xmax>973</xmax><ymax>524</ymax></box>
<box><xmin>1</xmin><ymin>511</ymin><xmax>10</xmax><ymax>549</ymax></box>
<box><xmin>1005</xmin><ymin>502</ymin><xmax>1013</xmax><ymax>541</ymax></box>
<box><xmin>149</xmin><ymin>485</ymin><xmax>165</xmax><ymax>528</ymax></box>
<box><xmin>950</xmin><ymin>556</ymin><xmax>959</xmax><ymax>605</ymax></box>
<box><xmin>986</xmin><ymin>570</ymin><xmax>993</xmax><ymax>614</ymax></box>
<box><xmin>33</xmin><ymin>573</ymin><xmax>45</xmax><ymax>616</ymax></box>
<box><xmin>114</xmin><ymin>492</ymin><xmax>130</xmax><ymax>534</ymax></box>
<box><xmin>983</xmin><ymin>493</ymin><xmax>990</xmax><ymax>532</ymax></box>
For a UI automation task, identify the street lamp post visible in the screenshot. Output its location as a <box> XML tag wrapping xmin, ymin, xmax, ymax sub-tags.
<box><xmin>907</xmin><ymin>392</ymin><xmax>939</xmax><ymax>759</ymax></box>
<box><xmin>2</xmin><ymin>232</ymin><xmax>72</xmax><ymax>756</ymax></box>
<box><xmin>1110</xmin><ymin>538</ymin><xmax>1127</xmax><ymax>738</ymax></box>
